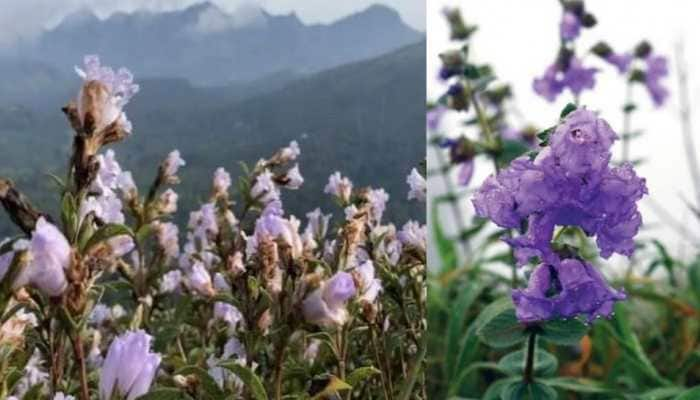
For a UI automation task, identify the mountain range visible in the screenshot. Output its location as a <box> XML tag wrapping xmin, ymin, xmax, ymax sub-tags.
<box><xmin>0</xmin><ymin>1</ymin><xmax>426</xmax><ymax>236</ymax></box>
<box><xmin>0</xmin><ymin>2</ymin><xmax>421</xmax><ymax>89</ymax></box>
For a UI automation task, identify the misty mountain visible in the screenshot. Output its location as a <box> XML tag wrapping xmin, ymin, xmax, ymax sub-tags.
<box><xmin>0</xmin><ymin>41</ymin><xmax>426</xmax><ymax>236</ymax></box>
<box><xmin>2</xmin><ymin>2</ymin><xmax>421</xmax><ymax>87</ymax></box>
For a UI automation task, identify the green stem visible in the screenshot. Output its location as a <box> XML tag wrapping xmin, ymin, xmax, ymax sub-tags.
<box><xmin>621</xmin><ymin>81</ymin><xmax>633</xmax><ymax>163</ymax></box>
<box><xmin>523</xmin><ymin>332</ymin><xmax>537</xmax><ymax>383</ymax></box>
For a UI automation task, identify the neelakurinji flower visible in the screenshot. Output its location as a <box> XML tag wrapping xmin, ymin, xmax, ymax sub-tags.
<box><xmin>560</xmin><ymin>11</ymin><xmax>581</xmax><ymax>40</ymax></box>
<box><xmin>533</xmin><ymin>58</ymin><xmax>598</xmax><ymax>102</ymax></box>
<box><xmin>302</xmin><ymin>271</ymin><xmax>357</xmax><ymax>327</ymax></box>
<box><xmin>99</xmin><ymin>330</ymin><xmax>161</xmax><ymax>400</ymax></box>
<box><xmin>472</xmin><ymin>108</ymin><xmax>645</xmax><ymax>323</ymax></box>
<box><xmin>75</xmin><ymin>55</ymin><xmax>139</xmax><ymax>134</ymax></box>
<box><xmin>644</xmin><ymin>53</ymin><xmax>670</xmax><ymax>106</ymax></box>
<box><xmin>324</xmin><ymin>172</ymin><xmax>353</xmax><ymax>204</ymax></box>
<box><xmin>512</xmin><ymin>258</ymin><xmax>626</xmax><ymax>323</ymax></box>
<box><xmin>305</xmin><ymin>208</ymin><xmax>331</xmax><ymax>240</ymax></box>
<box><xmin>161</xmin><ymin>149</ymin><xmax>186</xmax><ymax>183</ymax></box>
<box><xmin>213</xmin><ymin>167</ymin><xmax>232</xmax><ymax>196</ymax></box>
<box><xmin>280</xmin><ymin>164</ymin><xmax>304</xmax><ymax>189</ymax></box>
<box><xmin>13</xmin><ymin>218</ymin><xmax>71</xmax><ymax>297</ymax></box>
<box><xmin>406</xmin><ymin>168</ymin><xmax>426</xmax><ymax>202</ymax></box>
<box><xmin>440</xmin><ymin>137</ymin><xmax>475</xmax><ymax>185</ymax></box>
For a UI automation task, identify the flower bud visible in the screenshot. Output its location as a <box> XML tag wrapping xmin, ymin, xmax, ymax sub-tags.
<box><xmin>186</xmin><ymin>262</ymin><xmax>215</xmax><ymax>297</ymax></box>
<box><xmin>161</xmin><ymin>150</ymin><xmax>186</xmax><ymax>184</ymax></box>
<box><xmin>157</xmin><ymin>189</ymin><xmax>178</xmax><ymax>215</ymax></box>
<box><xmin>406</xmin><ymin>168</ymin><xmax>426</xmax><ymax>202</ymax></box>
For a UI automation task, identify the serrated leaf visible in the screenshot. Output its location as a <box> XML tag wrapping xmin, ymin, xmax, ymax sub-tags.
<box><xmin>500</xmin><ymin>381</ymin><xmax>557</xmax><ymax>400</ymax></box>
<box><xmin>345</xmin><ymin>366</ymin><xmax>380</xmax><ymax>387</ymax></box>
<box><xmin>219</xmin><ymin>362</ymin><xmax>268</xmax><ymax>400</ymax></box>
<box><xmin>498</xmin><ymin>349</ymin><xmax>558</xmax><ymax>377</ymax></box>
<box><xmin>475</xmin><ymin>298</ymin><xmax>527</xmax><ymax>349</ymax></box>
<box><xmin>538</xmin><ymin>318</ymin><xmax>587</xmax><ymax>346</ymax></box>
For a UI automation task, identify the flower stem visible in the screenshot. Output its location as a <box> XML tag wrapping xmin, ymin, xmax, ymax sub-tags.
<box><xmin>71</xmin><ymin>332</ymin><xmax>90</xmax><ymax>400</ymax></box>
<box><xmin>523</xmin><ymin>332</ymin><xmax>537</xmax><ymax>383</ymax></box>
<box><xmin>621</xmin><ymin>81</ymin><xmax>633</xmax><ymax>163</ymax></box>
<box><xmin>272</xmin><ymin>336</ymin><xmax>289</xmax><ymax>400</ymax></box>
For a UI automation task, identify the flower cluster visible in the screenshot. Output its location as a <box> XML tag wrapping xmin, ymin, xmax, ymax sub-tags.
<box><xmin>473</xmin><ymin>109</ymin><xmax>647</xmax><ymax>322</ymax></box>
<box><xmin>0</xmin><ymin>55</ymin><xmax>426</xmax><ymax>399</ymax></box>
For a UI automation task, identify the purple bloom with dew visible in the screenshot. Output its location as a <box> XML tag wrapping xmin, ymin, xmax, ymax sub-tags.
<box><xmin>472</xmin><ymin>109</ymin><xmax>646</xmax><ymax>323</ymax></box>
<box><xmin>560</xmin><ymin>12</ymin><xmax>581</xmax><ymax>40</ymax></box>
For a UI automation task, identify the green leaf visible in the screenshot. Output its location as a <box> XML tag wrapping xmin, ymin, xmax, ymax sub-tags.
<box><xmin>345</xmin><ymin>366</ymin><xmax>380</xmax><ymax>387</ymax></box>
<box><xmin>500</xmin><ymin>381</ymin><xmax>557</xmax><ymax>400</ymax></box>
<box><xmin>604</xmin><ymin>303</ymin><xmax>670</xmax><ymax>386</ymax></box>
<box><xmin>446</xmin><ymin>282</ymin><xmax>482</xmax><ymax>380</ymax></box>
<box><xmin>498</xmin><ymin>349</ymin><xmax>558</xmax><ymax>377</ymax></box>
<box><xmin>83</xmin><ymin>223</ymin><xmax>135</xmax><ymax>253</ymax></box>
<box><xmin>674</xmin><ymin>387</ymin><xmax>700</xmax><ymax>400</ymax></box>
<box><xmin>560</xmin><ymin>102</ymin><xmax>577</xmax><ymax>119</ymax></box>
<box><xmin>497</xmin><ymin>140</ymin><xmax>531</xmax><ymax>166</ymax></box>
<box><xmin>637</xmin><ymin>386</ymin><xmax>686</xmax><ymax>400</ymax></box>
<box><xmin>482</xmin><ymin>377</ymin><xmax>520</xmax><ymax>400</ymax></box>
<box><xmin>431</xmin><ymin>200</ymin><xmax>458</xmax><ymax>272</ymax></box>
<box><xmin>219</xmin><ymin>362</ymin><xmax>268</xmax><ymax>400</ymax></box>
<box><xmin>311</xmin><ymin>376</ymin><xmax>352</xmax><ymax>399</ymax></box>
<box><xmin>541</xmin><ymin>377</ymin><xmax>613</xmax><ymax>394</ymax></box>
<box><xmin>538</xmin><ymin>318</ymin><xmax>587</xmax><ymax>346</ymax></box>
<box><xmin>174</xmin><ymin>365</ymin><xmax>225</xmax><ymax>399</ymax></box>
<box><xmin>137</xmin><ymin>388</ymin><xmax>193</xmax><ymax>400</ymax></box>
<box><xmin>536</xmin><ymin>126</ymin><xmax>554</xmax><ymax>146</ymax></box>
<box><xmin>475</xmin><ymin>297</ymin><xmax>528</xmax><ymax>349</ymax></box>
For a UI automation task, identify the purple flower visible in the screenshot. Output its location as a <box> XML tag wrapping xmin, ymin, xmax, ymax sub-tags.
<box><xmin>644</xmin><ymin>54</ymin><xmax>669</xmax><ymax>106</ymax></box>
<box><xmin>533</xmin><ymin>65</ymin><xmax>565</xmax><ymax>102</ymax></box>
<box><xmin>605</xmin><ymin>52</ymin><xmax>633</xmax><ymax>74</ymax></box>
<box><xmin>302</xmin><ymin>271</ymin><xmax>356</xmax><ymax>327</ymax></box>
<box><xmin>512</xmin><ymin>258</ymin><xmax>626</xmax><ymax>324</ymax></box>
<box><xmin>99</xmin><ymin>330</ymin><xmax>161</xmax><ymax>400</ymax></box>
<box><xmin>75</xmin><ymin>55</ymin><xmax>138</xmax><ymax>134</ymax></box>
<box><xmin>212</xmin><ymin>167</ymin><xmax>231</xmax><ymax>195</ymax></box>
<box><xmin>563</xmin><ymin>58</ymin><xmax>598</xmax><ymax>96</ymax></box>
<box><xmin>14</xmin><ymin>218</ymin><xmax>70</xmax><ymax>297</ymax></box>
<box><xmin>560</xmin><ymin>12</ymin><xmax>581</xmax><ymax>40</ymax></box>
<box><xmin>534</xmin><ymin>59</ymin><xmax>597</xmax><ymax>101</ymax></box>
<box><xmin>324</xmin><ymin>172</ymin><xmax>353</xmax><ymax>204</ymax></box>
<box><xmin>473</xmin><ymin>109</ymin><xmax>647</xmax><ymax>267</ymax></box>
<box><xmin>441</xmin><ymin>137</ymin><xmax>475</xmax><ymax>186</ymax></box>
<box><xmin>427</xmin><ymin>106</ymin><xmax>447</xmax><ymax>131</ymax></box>
<box><xmin>406</xmin><ymin>168</ymin><xmax>426</xmax><ymax>202</ymax></box>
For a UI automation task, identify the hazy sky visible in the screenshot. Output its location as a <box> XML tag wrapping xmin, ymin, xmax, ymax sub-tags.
<box><xmin>0</xmin><ymin>0</ymin><xmax>425</xmax><ymax>48</ymax></box>
<box><xmin>428</xmin><ymin>1</ymin><xmax>700</xmax><ymax>262</ymax></box>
